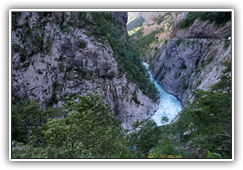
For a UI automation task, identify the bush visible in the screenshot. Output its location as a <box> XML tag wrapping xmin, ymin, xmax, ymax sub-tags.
<box><xmin>77</xmin><ymin>39</ymin><xmax>87</xmax><ymax>48</ymax></box>
<box><xmin>131</xmin><ymin>89</ymin><xmax>140</xmax><ymax>104</ymax></box>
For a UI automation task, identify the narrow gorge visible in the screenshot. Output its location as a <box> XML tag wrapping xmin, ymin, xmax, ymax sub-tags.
<box><xmin>128</xmin><ymin>11</ymin><xmax>231</xmax><ymax>121</ymax></box>
<box><xmin>11</xmin><ymin>11</ymin><xmax>232</xmax><ymax>159</ymax></box>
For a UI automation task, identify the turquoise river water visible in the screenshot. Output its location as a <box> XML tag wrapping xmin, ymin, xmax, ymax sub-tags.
<box><xmin>143</xmin><ymin>62</ymin><xmax>182</xmax><ymax>126</ymax></box>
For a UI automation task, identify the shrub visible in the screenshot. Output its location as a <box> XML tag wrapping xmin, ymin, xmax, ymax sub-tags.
<box><xmin>223</xmin><ymin>38</ymin><xmax>231</xmax><ymax>49</ymax></box>
<box><xmin>77</xmin><ymin>39</ymin><xmax>87</xmax><ymax>49</ymax></box>
<box><xmin>176</xmin><ymin>38</ymin><xmax>184</xmax><ymax>46</ymax></box>
<box><xmin>131</xmin><ymin>89</ymin><xmax>140</xmax><ymax>105</ymax></box>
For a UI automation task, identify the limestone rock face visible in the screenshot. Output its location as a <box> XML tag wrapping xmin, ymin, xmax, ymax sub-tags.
<box><xmin>12</xmin><ymin>12</ymin><xmax>157</xmax><ymax>129</ymax></box>
<box><xmin>131</xmin><ymin>11</ymin><xmax>232</xmax><ymax>105</ymax></box>
<box><xmin>150</xmin><ymin>38</ymin><xmax>231</xmax><ymax>104</ymax></box>
<box><xmin>176</xmin><ymin>19</ymin><xmax>231</xmax><ymax>39</ymax></box>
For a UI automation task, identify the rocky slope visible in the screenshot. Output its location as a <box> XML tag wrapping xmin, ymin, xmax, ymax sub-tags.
<box><xmin>11</xmin><ymin>12</ymin><xmax>158</xmax><ymax>129</ymax></box>
<box><xmin>150</xmin><ymin>37</ymin><xmax>231</xmax><ymax>104</ymax></box>
<box><xmin>149</xmin><ymin>12</ymin><xmax>231</xmax><ymax>105</ymax></box>
<box><xmin>128</xmin><ymin>11</ymin><xmax>232</xmax><ymax>105</ymax></box>
<box><xmin>128</xmin><ymin>12</ymin><xmax>182</xmax><ymax>63</ymax></box>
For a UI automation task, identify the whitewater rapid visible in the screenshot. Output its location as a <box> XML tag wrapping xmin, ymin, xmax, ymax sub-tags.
<box><xmin>143</xmin><ymin>62</ymin><xmax>182</xmax><ymax>126</ymax></box>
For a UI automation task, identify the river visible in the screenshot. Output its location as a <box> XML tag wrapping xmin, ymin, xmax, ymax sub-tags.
<box><xmin>143</xmin><ymin>62</ymin><xmax>182</xmax><ymax>126</ymax></box>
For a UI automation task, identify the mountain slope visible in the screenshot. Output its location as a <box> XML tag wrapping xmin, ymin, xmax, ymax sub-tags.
<box><xmin>128</xmin><ymin>11</ymin><xmax>232</xmax><ymax>104</ymax></box>
<box><xmin>11</xmin><ymin>12</ymin><xmax>158</xmax><ymax>129</ymax></box>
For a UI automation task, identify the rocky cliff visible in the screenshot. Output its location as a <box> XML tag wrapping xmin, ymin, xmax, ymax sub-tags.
<box><xmin>149</xmin><ymin>12</ymin><xmax>231</xmax><ymax>104</ymax></box>
<box><xmin>150</xmin><ymin>37</ymin><xmax>231</xmax><ymax>104</ymax></box>
<box><xmin>128</xmin><ymin>11</ymin><xmax>232</xmax><ymax>105</ymax></box>
<box><xmin>11</xmin><ymin>12</ymin><xmax>158</xmax><ymax>129</ymax></box>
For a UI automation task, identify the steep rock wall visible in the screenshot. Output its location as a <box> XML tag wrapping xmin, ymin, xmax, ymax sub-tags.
<box><xmin>129</xmin><ymin>11</ymin><xmax>232</xmax><ymax>105</ymax></box>
<box><xmin>12</xmin><ymin>12</ymin><xmax>157</xmax><ymax>129</ymax></box>
<box><xmin>150</xmin><ymin>38</ymin><xmax>231</xmax><ymax>104</ymax></box>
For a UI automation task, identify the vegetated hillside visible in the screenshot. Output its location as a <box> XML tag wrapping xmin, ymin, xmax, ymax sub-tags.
<box><xmin>127</xmin><ymin>12</ymin><xmax>140</xmax><ymax>24</ymax></box>
<box><xmin>11</xmin><ymin>12</ymin><xmax>159</xmax><ymax>130</ymax></box>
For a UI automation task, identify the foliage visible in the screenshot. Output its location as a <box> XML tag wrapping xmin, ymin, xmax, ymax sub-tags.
<box><xmin>77</xmin><ymin>39</ymin><xmax>87</xmax><ymax>49</ymax></box>
<box><xmin>206</xmin><ymin>151</ymin><xmax>223</xmax><ymax>158</ymax></box>
<box><xmin>131</xmin><ymin>89</ymin><xmax>140</xmax><ymax>105</ymax></box>
<box><xmin>168</xmin><ymin>61</ymin><xmax>232</xmax><ymax>158</ymax></box>
<box><xmin>223</xmin><ymin>38</ymin><xmax>231</xmax><ymax>49</ymax></box>
<box><xmin>127</xmin><ymin>119</ymin><xmax>161</xmax><ymax>158</ymax></box>
<box><xmin>130</xmin><ymin>29</ymin><xmax>161</xmax><ymax>57</ymax></box>
<box><xmin>12</xmin><ymin>99</ymin><xmax>47</xmax><ymax>144</ymax></box>
<box><xmin>128</xmin><ymin>26</ymin><xmax>143</xmax><ymax>36</ymax></box>
<box><xmin>148</xmin><ymin>153</ymin><xmax>182</xmax><ymax>158</ymax></box>
<box><xmin>12</xmin><ymin>99</ymin><xmax>67</xmax><ymax>145</ymax></box>
<box><xmin>148</xmin><ymin>133</ymin><xmax>179</xmax><ymax>158</ymax></box>
<box><xmin>45</xmin><ymin>92</ymin><xmax>130</xmax><ymax>158</ymax></box>
<box><xmin>12</xmin><ymin>142</ymin><xmax>95</xmax><ymax>158</ymax></box>
<box><xmin>129</xmin><ymin>27</ymin><xmax>143</xmax><ymax>39</ymax></box>
<box><xmin>178</xmin><ymin>12</ymin><xmax>231</xmax><ymax>29</ymax></box>
<box><xmin>12</xmin><ymin>92</ymin><xmax>131</xmax><ymax>158</ymax></box>
<box><xmin>161</xmin><ymin>116</ymin><xmax>169</xmax><ymax>124</ymax></box>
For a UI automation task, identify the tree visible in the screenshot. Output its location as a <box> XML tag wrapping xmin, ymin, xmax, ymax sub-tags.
<box><xmin>43</xmin><ymin>91</ymin><xmax>130</xmax><ymax>158</ymax></box>
<box><xmin>127</xmin><ymin>118</ymin><xmax>161</xmax><ymax>157</ymax></box>
<box><xmin>12</xmin><ymin>99</ymin><xmax>47</xmax><ymax>144</ymax></box>
<box><xmin>170</xmin><ymin>61</ymin><xmax>232</xmax><ymax>158</ymax></box>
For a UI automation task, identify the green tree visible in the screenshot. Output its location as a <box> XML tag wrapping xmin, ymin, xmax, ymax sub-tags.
<box><xmin>127</xmin><ymin>118</ymin><xmax>161</xmax><ymax>157</ymax></box>
<box><xmin>12</xmin><ymin>99</ymin><xmax>47</xmax><ymax>144</ymax></box>
<box><xmin>43</xmin><ymin>92</ymin><xmax>130</xmax><ymax>158</ymax></box>
<box><xmin>148</xmin><ymin>133</ymin><xmax>179</xmax><ymax>158</ymax></box>
<box><xmin>170</xmin><ymin>61</ymin><xmax>232</xmax><ymax>158</ymax></box>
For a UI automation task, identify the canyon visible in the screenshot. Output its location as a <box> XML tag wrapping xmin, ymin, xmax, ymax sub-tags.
<box><xmin>12</xmin><ymin>11</ymin><xmax>232</xmax><ymax>128</ymax></box>
<box><xmin>11</xmin><ymin>11</ymin><xmax>233</xmax><ymax>159</ymax></box>
<box><xmin>128</xmin><ymin>11</ymin><xmax>231</xmax><ymax>106</ymax></box>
